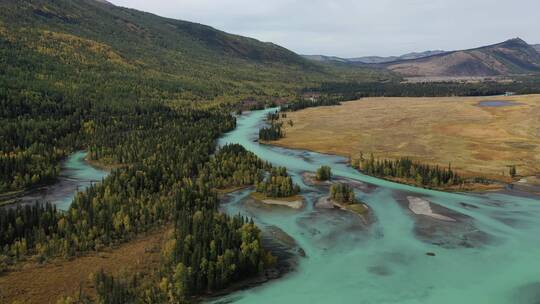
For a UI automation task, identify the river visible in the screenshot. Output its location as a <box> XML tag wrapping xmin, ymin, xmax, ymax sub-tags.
<box><xmin>214</xmin><ymin>108</ymin><xmax>540</xmax><ymax>304</ymax></box>
<box><xmin>4</xmin><ymin>151</ymin><xmax>108</xmax><ymax>211</ymax></box>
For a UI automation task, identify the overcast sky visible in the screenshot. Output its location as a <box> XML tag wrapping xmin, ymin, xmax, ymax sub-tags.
<box><xmin>109</xmin><ymin>0</ymin><xmax>540</xmax><ymax>58</ymax></box>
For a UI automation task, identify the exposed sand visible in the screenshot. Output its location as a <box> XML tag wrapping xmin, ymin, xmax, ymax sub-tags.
<box><xmin>315</xmin><ymin>196</ymin><xmax>335</xmax><ymax>209</ymax></box>
<box><xmin>407</xmin><ymin>196</ymin><xmax>455</xmax><ymax>222</ymax></box>
<box><xmin>250</xmin><ymin>192</ymin><xmax>305</xmax><ymax>209</ymax></box>
<box><xmin>262</xmin><ymin>198</ymin><xmax>304</xmax><ymax>209</ymax></box>
<box><xmin>302</xmin><ymin>172</ymin><xmax>333</xmax><ymax>186</ymax></box>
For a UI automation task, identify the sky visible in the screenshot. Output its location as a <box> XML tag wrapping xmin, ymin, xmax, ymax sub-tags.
<box><xmin>109</xmin><ymin>0</ymin><xmax>540</xmax><ymax>58</ymax></box>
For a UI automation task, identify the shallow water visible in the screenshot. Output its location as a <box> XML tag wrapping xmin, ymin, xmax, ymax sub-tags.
<box><xmin>214</xmin><ymin>108</ymin><xmax>540</xmax><ymax>304</ymax></box>
<box><xmin>6</xmin><ymin>151</ymin><xmax>108</xmax><ymax>211</ymax></box>
<box><xmin>478</xmin><ymin>100</ymin><xmax>520</xmax><ymax>107</ymax></box>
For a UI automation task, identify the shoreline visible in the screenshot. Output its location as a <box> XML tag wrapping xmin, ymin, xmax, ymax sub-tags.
<box><xmin>406</xmin><ymin>196</ymin><xmax>456</xmax><ymax>222</ymax></box>
<box><xmin>0</xmin><ymin>182</ymin><xmax>60</xmax><ymax>207</ymax></box>
<box><xmin>84</xmin><ymin>157</ymin><xmax>125</xmax><ymax>172</ymax></box>
<box><xmin>266</xmin><ymin>141</ymin><xmax>511</xmax><ymax>193</ymax></box>
<box><xmin>355</xmin><ymin>173</ymin><xmax>506</xmax><ymax>193</ymax></box>
<box><xmin>315</xmin><ymin>195</ymin><xmax>371</xmax><ymax>224</ymax></box>
<box><xmin>201</xmin><ymin>195</ymin><xmax>302</xmax><ymax>303</ymax></box>
<box><xmin>0</xmin><ymin>152</ymin><xmax>110</xmax><ymax>208</ymax></box>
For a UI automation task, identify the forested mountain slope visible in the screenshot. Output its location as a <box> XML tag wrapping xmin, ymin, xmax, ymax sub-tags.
<box><xmin>0</xmin><ymin>0</ymin><xmax>317</xmax><ymax>104</ymax></box>
<box><xmin>0</xmin><ymin>0</ymin><xmax>325</xmax><ymax>301</ymax></box>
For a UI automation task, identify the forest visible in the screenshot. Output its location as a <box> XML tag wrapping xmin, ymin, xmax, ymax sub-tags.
<box><xmin>351</xmin><ymin>154</ymin><xmax>476</xmax><ymax>188</ymax></box>
<box><xmin>258</xmin><ymin>111</ymin><xmax>285</xmax><ymax>141</ymax></box>
<box><xmin>307</xmin><ymin>77</ymin><xmax>540</xmax><ymax>99</ymax></box>
<box><xmin>280</xmin><ymin>95</ymin><xmax>342</xmax><ymax>112</ymax></box>
<box><xmin>0</xmin><ymin>12</ymin><xmax>286</xmax><ymax>294</ymax></box>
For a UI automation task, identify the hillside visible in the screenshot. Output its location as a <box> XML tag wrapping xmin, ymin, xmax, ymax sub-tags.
<box><xmin>386</xmin><ymin>38</ymin><xmax>540</xmax><ymax>77</ymax></box>
<box><xmin>534</xmin><ymin>44</ymin><xmax>540</xmax><ymax>53</ymax></box>
<box><xmin>0</xmin><ymin>0</ymin><xmax>329</xmax><ymax>106</ymax></box>
<box><xmin>1</xmin><ymin>0</ymin><xmax>393</xmax><ymax>106</ymax></box>
<box><xmin>1</xmin><ymin>1</ymin><xmax>328</xmax><ymax>300</ymax></box>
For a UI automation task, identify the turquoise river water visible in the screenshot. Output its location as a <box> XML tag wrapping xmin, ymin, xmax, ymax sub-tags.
<box><xmin>213</xmin><ymin>108</ymin><xmax>540</xmax><ymax>304</ymax></box>
<box><xmin>11</xmin><ymin>151</ymin><xmax>108</xmax><ymax>211</ymax></box>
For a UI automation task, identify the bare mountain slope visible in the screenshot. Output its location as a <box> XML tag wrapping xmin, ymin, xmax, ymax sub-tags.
<box><xmin>386</xmin><ymin>38</ymin><xmax>540</xmax><ymax>77</ymax></box>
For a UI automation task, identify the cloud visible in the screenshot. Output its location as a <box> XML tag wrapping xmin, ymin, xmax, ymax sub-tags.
<box><xmin>109</xmin><ymin>0</ymin><xmax>540</xmax><ymax>57</ymax></box>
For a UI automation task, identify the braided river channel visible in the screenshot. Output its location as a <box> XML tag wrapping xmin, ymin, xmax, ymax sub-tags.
<box><xmin>214</xmin><ymin>108</ymin><xmax>540</xmax><ymax>304</ymax></box>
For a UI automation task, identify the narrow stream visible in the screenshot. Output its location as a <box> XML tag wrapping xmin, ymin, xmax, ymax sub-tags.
<box><xmin>214</xmin><ymin>108</ymin><xmax>540</xmax><ymax>304</ymax></box>
<box><xmin>5</xmin><ymin>151</ymin><xmax>108</xmax><ymax>211</ymax></box>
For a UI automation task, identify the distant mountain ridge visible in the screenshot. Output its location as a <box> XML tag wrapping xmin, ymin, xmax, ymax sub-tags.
<box><xmin>303</xmin><ymin>50</ymin><xmax>447</xmax><ymax>64</ymax></box>
<box><xmin>386</xmin><ymin>38</ymin><xmax>540</xmax><ymax>77</ymax></box>
<box><xmin>304</xmin><ymin>39</ymin><xmax>540</xmax><ymax>77</ymax></box>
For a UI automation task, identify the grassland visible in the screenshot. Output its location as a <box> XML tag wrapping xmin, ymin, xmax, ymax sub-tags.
<box><xmin>274</xmin><ymin>95</ymin><xmax>540</xmax><ymax>183</ymax></box>
<box><xmin>0</xmin><ymin>227</ymin><xmax>168</xmax><ymax>304</ymax></box>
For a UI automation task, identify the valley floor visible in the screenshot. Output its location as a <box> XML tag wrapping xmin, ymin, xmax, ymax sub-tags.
<box><xmin>273</xmin><ymin>94</ymin><xmax>540</xmax><ymax>185</ymax></box>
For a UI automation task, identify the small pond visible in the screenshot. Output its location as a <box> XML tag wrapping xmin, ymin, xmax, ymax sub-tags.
<box><xmin>478</xmin><ymin>100</ymin><xmax>521</xmax><ymax>107</ymax></box>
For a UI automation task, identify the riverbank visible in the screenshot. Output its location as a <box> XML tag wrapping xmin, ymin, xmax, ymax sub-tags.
<box><xmin>84</xmin><ymin>156</ymin><xmax>126</xmax><ymax>172</ymax></box>
<box><xmin>354</xmin><ymin>173</ymin><xmax>506</xmax><ymax>193</ymax></box>
<box><xmin>201</xmin><ymin>225</ymin><xmax>300</xmax><ymax>303</ymax></box>
<box><xmin>0</xmin><ymin>151</ymin><xmax>109</xmax><ymax>210</ymax></box>
<box><xmin>287</xmin><ymin>152</ymin><xmax>507</xmax><ymax>193</ymax></box>
<box><xmin>316</xmin><ymin>195</ymin><xmax>370</xmax><ymax>221</ymax></box>
<box><xmin>0</xmin><ymin>189</ymin><xmax>36</xmax><ymax>206</ymax></box>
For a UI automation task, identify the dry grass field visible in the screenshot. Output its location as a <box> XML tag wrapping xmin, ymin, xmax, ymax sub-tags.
<box><xmin>0</xmin><ymin>227</ymin><xmax>168</xmax><ymax>304</ymax></box>
<box><xmin>275</xmin><ymin>95</ymin><xmax>540</xmax><ymax>182</ymax></box>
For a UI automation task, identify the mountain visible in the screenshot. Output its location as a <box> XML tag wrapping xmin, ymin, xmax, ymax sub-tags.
<box><xmin>534</xmin><ymin>44</ymin><xmax>540</xmax><ymax>53</ymax></box>
<box><xmin>386</xmin><ymin>38</ymin><xmax>540</xmax><ymax>77</ymax></box>
<box><xmin>303</xmin><ymin>50</ymin><xmax>447</xmax><ymax>64</ymax></box>
<box><xmin>303</xmin><ymin>55</ymin><xmax>350</xmax><ymax>63</ymax></box>
<box><xmin>0</xmin><ymin>0</ymin><xmax>336</xmax><ymax>106</ymax></box>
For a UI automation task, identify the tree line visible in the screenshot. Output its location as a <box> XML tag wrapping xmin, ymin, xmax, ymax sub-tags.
<box><xmin>330</xmin><ymin>184</ymin><xmax>356</xmax><ymax>205</ymax></box>
<box><xmin>259</xmin><ymin>111</ymin><xmax>285</xmax><ymax>141</ymax></box>
<box><xmin>280</xmin><ymin>95</ymin><xmax>342</xmax><ymax>112</ymax></box>
<box><xmin>306</xmin><ymin>79</ymin><xmax>540</xmax><ymax>99</ymax></box>
<box><xmin>352</xmin><ymin>154</ymin><xmax>468</xmax><ymax>187</ymax></box>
